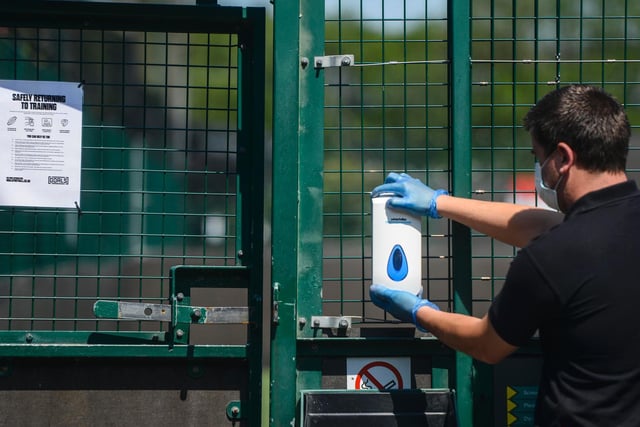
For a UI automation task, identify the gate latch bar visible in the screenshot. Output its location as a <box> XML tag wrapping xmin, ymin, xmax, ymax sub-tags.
<box><xmin>93</xmin><ymin>300</ymin><xmax>248</xmax><ymax>325</ymax></box>
<box><xmin>314</xmin><ymin>54</ymin><xmax>354</xmax><ymax>69</ymax></box>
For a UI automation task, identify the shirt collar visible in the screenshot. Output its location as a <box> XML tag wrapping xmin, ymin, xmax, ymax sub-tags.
<box><xmin>565</xmin><ymin>180</ymin><xmax>639</xmax><ymax>220</ymax></box>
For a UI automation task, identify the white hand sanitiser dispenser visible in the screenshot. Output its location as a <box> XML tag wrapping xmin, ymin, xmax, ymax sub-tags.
<box><xmin>371</xmin><ymin>195</ymin><xmax>423</xmax><ymax>296</ymax></box>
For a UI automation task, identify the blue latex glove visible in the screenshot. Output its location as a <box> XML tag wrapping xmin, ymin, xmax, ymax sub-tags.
<box><xmin>371</xmin><ymin>172</ymin><xmax>448</xmax><ymax>219</ymax></box>
<box><xmin>370</xmin><ymin>283</ymin><xmax>440</xmax><ymax>332</ymax></box>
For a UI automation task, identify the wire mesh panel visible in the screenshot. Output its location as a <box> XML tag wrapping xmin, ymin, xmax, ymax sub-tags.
<box><xmin>469</xmin><ymin>0</ymin><xmax>640</xmax><ymax>315</ymax></box>
<box><xmin>0</xmin><ymin>5</ymin><xmax>265</xmax><ymax>425</ymax></box>
<box><xmin>273</xmin><ymin>0</ymin><xmax>640</xmax><ymax>425</ymax></box>
<box><xmin>322</xmin><ymin>0</ymin><xmax>640</xmax><ymax>324</ymax></box>
<box><xmin>323</xmin><ymin>0</ymin><xmax>452</xmax><ymax>330</ymax></box>
<box><xmin>0</xmin><ymin>5</ymin><xmax>264</xmax><ymax>344</ymax></box>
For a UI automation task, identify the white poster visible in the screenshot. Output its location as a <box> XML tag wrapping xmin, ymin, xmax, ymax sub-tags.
<box><xmin>0</xmin><ymin>79</ymin><xmax>83</xmax><ymax>208</ymax></box>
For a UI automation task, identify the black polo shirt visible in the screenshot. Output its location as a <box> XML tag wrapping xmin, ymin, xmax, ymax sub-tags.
<box><xmin>489</xmin><ymin>180</ymin><xmax>640</xmax><ymax>426</ymax></box>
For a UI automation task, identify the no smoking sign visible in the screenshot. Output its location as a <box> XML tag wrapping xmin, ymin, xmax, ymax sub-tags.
<box><xmin>347</xmin><ymin>357</ymin><xmax>411</xmax><ymax>390</ymax></box>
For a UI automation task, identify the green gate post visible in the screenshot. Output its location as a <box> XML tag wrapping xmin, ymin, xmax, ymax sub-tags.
<box><xmin>295</xmin><ymin>0</ymin><xmax>326</xmax><ymax>384</ymax></box>
<box><xmin>449</xmin><ymin>0</ymin><xmax>474</xmax><ymax>425</ymax></box>
<box><xmin>269</xmin><ymin>0</ymin><xmax>301</xmax><ymax>418</ymax></box>
<box><xmin>238</xmin><ymin>8</ymin><xmax>267</xmax><ymax>427</ymax></box>
<box><xmin>270</xmin><ymin>0</ymin><xmax>325</xmax><ymax>424</ymax></box>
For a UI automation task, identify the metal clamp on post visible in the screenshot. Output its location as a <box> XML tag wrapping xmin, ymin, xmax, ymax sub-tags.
<box><xmin>313</xmin><ymin>54</ymin><xmax>354</xmax><ymax>69</ymax></box>
<box><xmin>309</xmin><ymin>315</ymin><xmax>358</xmax><ymax>337</ymax></box>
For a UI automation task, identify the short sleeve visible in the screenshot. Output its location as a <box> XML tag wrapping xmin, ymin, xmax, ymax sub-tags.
<box><xmin>488</xmin><ymin>249</ymin><xmax>561</xmax><ymax>347</ymax></box>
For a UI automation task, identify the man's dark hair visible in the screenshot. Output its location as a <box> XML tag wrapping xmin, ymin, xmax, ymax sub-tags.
<box><xmin>523</xmin><ymin>85</ymin><xmax>630</xmax><ymax>172</ymax></box>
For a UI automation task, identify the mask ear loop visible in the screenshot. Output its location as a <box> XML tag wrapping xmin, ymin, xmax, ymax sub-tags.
<box><xmin>535</xmin><ymin>157</ymin><xmax>563</xmax><ymax>211</ymax></box>
<box><xmin>538</xmin><ymin>147</ymin><xmax>564</xmax><ymax>188</ymax></box>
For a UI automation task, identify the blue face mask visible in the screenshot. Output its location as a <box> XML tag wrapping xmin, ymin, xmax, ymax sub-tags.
<box><xmin>534</xmin><ymin>156</ymin><xmax>563</xmax><ymax>211</ymax></box>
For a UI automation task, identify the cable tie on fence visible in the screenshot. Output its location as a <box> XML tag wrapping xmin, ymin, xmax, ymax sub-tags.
<box><xmin>74</xmin><ymin>201</ymin><xmax>82</xmax><ymax>216</ymax></box>
<box><xmin>547</xmin><ymin>76</ymin><xmax>561</xmax><ymax>85</ymax></box>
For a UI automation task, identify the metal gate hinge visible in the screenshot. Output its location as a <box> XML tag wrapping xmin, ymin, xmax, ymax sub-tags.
<box><xmin>93</xmin><ymin>300</ymin><xmax>248</xmax><ymax>325</ymax></box>
<box><xmin>271</xmin><ymin>282</ymin><xmax>280</xmax><ymax>326</ymax></box>
<box><xmin>314</xmin><ymin>54</ymin><xmax>354</xmax><ymax>69</ymax></box>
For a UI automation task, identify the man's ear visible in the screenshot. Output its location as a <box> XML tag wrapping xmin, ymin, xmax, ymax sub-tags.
<box><xmin>556</xmin><ymin>141</ymin><xmax>575</xmax><ymax>173</ymax></box>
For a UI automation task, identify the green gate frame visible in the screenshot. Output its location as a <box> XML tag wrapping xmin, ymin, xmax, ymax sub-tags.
<box><xmin>269</xmin><ymin>0</ymin><xmax>475</xmax><ymax>424</ymax></box>
<box><xmin>269</xmin><ymin>0</ymin><xmax>471</xmax><ymax>425</ymax></box>
<box><xmin>0</xmin><ymin>1</ymin><xmax>265</xmax><ymax>425</ymax></box>
<box><xmin>271</xmin><ymin>0</ymin><xmax>640</xmax><ymax>426</ymax></box>
<box><xmin>2</xmin><ymin>1</ymin><xmax>638</xmax><ymax>426</ymax></box>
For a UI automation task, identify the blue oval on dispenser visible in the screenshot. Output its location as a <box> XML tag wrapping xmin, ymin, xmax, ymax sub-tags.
<box><xmin>387</xmin><ymin>244</ymin><xmax>409</xmax><ymax>281</ymax></box>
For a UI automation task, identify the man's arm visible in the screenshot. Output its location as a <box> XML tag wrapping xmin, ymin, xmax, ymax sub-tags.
<box><xmin>435</xmin><ymin>195</ymin><xmax>563</xmax><ymax>248</ymax></box>
<box><xmin>370</xmin><ymin>284</ymin><xmax>518</xmax><ymax>364</ymax></box>
<box><xmin>372</xmin><ymin>173</ymin><xmax>563</xmax><ymax>248</ymax></box>
<box><xmin>415</xmin><ymin>306</ymin><xmax>517</xmax><ymax>364</ymax></box>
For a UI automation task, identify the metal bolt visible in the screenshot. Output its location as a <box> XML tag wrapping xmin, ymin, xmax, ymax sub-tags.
<box><xmin>300</xmin><ymin>57</ymin><xmax>309</xmax><ymax>69</ymax></box>
<box><xmin>176</xmin><ymin>292</ymin><xmax>184</xmax><ymax>302</ymax></box>
<box><xmin>341</xmin><ymin>56</ymin><xmax>352</xmax><ymax>66</ymax></box>
<box><xmin>192</xmin><ymin>309</ymin><xmax>202</xmax><ymax>319</ymax></box>
<box><xmin>315</xmin><ymin>59</ymin><xmax>323</xmax><ymax>68</ymax></box>
<box><xmin>338</xmin><ymin>318</ymin><xmax>349</xmax><ymax>329</ymax></box>
<box><xmin>190</xmin><ymin>365</ymin><xmax>203</xmax><ymax>378</ymax></box>
<box><xmin>298</xmin><ymin>317</ymin><xmax>307</xmax><ymax>327</ymax></box>
<box><xmin>231</xmin><ymin>406</ymin><xmax>240</xmax><ymax>417</ymax></box>
<box><xmin>313</xmin><ymin>319</ymin><xmax>320</xmax><ymax>328</ymax></box>
<box><xmin>25</xmin><ymin>334</ymin><xmax>33</xmax><ymax>343</ymax></box>
<box><xmin>175</xmin><ymin>329</ymin><xmax>185</xmax><ymax>338</ymax></box>
<box><xmin>237</xmin><ymin>250</ymin><xmax>244</xmax><ymax>259</ymax></box>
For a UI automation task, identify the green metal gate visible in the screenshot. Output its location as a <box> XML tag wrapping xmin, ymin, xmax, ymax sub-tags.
<box><xmin>3</xmin><ymin>0</ymin><xmax>640</xmax><ymax>426</ymax></box>
<box><xmin>0</xmin><ymin>2</ymin><xmax>265</xmax><ymax>425</ymax></box>
<box><xmin>270</xmin><ymin>0</ymin><xmax>640</xmax><ymax>426</ymax></box>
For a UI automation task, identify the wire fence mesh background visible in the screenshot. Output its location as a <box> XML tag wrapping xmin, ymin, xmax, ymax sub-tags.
<box><xmin>0</xmin><ymin>28</ymin><xmax>241</xmax><ymax>332</ymax></box>
<box><xmin>321</xmin><ymin>0</ymin><xmax>640</xmax><ymax>327</ymax></box>
<box><xmin>1</xmin><ymin>0</ymin><xmax>640</xmax><ymax>337</ymax></box>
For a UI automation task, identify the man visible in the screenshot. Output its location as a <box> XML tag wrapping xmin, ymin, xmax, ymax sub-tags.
<box><xmin>370</xmin><ymin>85</ymin><xmax>640</xmax><ymax>426</ymax></box>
